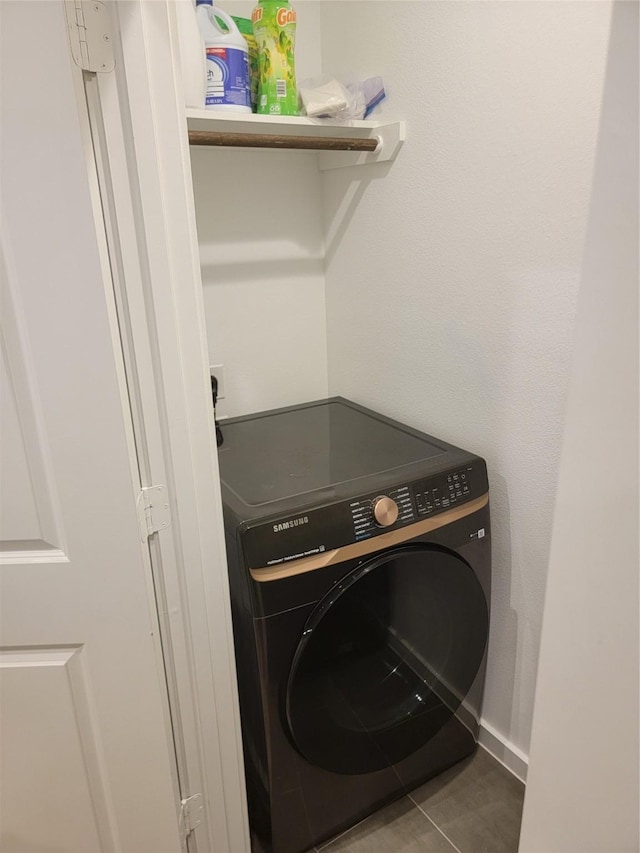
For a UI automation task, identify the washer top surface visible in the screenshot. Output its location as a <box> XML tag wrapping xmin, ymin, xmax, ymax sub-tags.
<box><xmin>218</xmin><ymin>398</ymin><xmax>448</xmax><ymax>508</ymax></box>
<box><xmin>219</xmin><ymin>398</ymin><xmax>444</xmax><ymax>506</ymax></box>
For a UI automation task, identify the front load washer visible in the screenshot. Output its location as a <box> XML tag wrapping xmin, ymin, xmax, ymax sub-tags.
<box><xmin>218</xmin><ymin>398</ymin><xmax>491</xmax><ymax>853</ymax></box>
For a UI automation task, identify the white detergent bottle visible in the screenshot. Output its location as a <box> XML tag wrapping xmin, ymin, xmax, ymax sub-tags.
<box><xmin>196</xmin><ymin>0</ymin><xmax>251</xmax><ymax>113</ymax></box>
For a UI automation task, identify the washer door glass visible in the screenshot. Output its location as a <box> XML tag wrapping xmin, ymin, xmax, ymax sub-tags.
<box><xmin>286</xmin><ymin>545</ymin><xmax>489</xmax><ymax>775</ymax></box>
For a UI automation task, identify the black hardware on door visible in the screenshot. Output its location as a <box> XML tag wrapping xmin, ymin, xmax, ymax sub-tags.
<box><xmin>211</xmin><ymin>375</ymin><xmax>224</xmax><ymax>447</ymax></box>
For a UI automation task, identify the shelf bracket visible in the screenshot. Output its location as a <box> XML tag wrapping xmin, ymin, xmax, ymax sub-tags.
<box><xmin>318</xmin><ymin>121</ymin><xmax>406</xmax><ymax>171</ymax></box>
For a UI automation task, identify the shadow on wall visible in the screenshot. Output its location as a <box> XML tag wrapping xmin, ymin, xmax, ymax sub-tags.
<box><xmin>484</xmin><ymin>473</ymin><xmax>519</xmax><ymax>739</ymax></box>
<box><xmin>323</xmin><ymin>160</ymin><xmax>395</xmax><ymax>267</ymax></box>
<box><xmin>198</xmin><ymin>257</ymin><xmax>324</xmax><ymax>285</ymax></box>
<box><xmin>191</xmin><ymin>147</ymin><xmax>324</xmax><ymax>266</ymax></box>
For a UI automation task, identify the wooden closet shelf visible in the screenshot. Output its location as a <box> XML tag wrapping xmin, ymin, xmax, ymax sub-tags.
<box><xmin>185</xmin><ymin>110</ymin><xmax>406</xmax><ymax>170</ymax></box>
<box><xmin>188</xmin><ymin>130</ymin><xmax>379</xmax><ymax>152</ymax></box>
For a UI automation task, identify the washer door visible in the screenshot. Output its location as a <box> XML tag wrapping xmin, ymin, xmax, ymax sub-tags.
<box><xmin>286</xmin><ymin>545</ymin><xmax>489</xmax><ymax>775</ymax></box>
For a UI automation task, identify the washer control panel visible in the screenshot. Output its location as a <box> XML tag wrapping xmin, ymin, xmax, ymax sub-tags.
<box><xmin>243</xmin><ymin>460</ymin><xmax>487</xmax><ymax>569</ymax></box>
<box><xmin>414</xmin><ymin>466</ymin><xmax>473</xmax><ymax>516</ymax></box>
<box><xmin>349</xmin><ymin>485</ymin><xmax>415</xmax><ymax>540</ymax></box>
<box><xmin>348</xmin><ymin>468</ymin><xmax>478</xmax><ymax>541</ymax></box>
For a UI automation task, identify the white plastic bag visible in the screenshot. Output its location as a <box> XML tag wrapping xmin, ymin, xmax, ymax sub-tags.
<box><xmin>300</xmin><ymin>76</ymin><xmax>386</xmax><ymax>120</ymax></box>
<box><xmin>299</xmin><ymin>78</ymin><xmax>351</xmax><ymax>119</ymax></box>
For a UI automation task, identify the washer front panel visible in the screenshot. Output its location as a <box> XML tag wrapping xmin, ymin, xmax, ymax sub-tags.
<box><xmin>249</xmin><ymin>493</ymin><xmax>488</xmax><ymax>583</ymax></box>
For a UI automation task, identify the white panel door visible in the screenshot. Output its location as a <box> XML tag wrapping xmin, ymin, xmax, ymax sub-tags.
<box><xmin>0</xmin><ymin>2</ymin><xmax>182</xmax><ymax>851</ymax></box>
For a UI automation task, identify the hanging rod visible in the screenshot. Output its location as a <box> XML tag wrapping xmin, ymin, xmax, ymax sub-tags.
<box><xmin>188</xmin><ymin>130</ymin><xmax>379</xmax><ymax>152</ymax></box>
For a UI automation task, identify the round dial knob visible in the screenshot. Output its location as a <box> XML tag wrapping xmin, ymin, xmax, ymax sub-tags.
<box><xmin>372</xmin><ymin>495</ymin><xmax>399</xmax><ymax>528</ymax></box>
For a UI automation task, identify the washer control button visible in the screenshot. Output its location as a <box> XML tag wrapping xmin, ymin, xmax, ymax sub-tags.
<box><xmin>372</xmin><ymin>496</ymin><xmax>399</xmax><ymax>527</ymax></box>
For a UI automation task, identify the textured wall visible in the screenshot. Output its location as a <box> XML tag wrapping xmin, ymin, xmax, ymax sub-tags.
<box><xmin>320</xmin><ymin>1</ymin><xmax>611</xmax><ymax>759</ymax></box>
<box><xmin>520</xmin><ymin>2</ymin><xmax>638</xmax><ymax>846</ymax></box>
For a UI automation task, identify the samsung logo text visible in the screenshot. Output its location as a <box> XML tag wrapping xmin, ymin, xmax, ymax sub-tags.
<box><xmin>273</xmin><ymin>516</ymin><xmax>309</xmax><ymax>533</ymax></box>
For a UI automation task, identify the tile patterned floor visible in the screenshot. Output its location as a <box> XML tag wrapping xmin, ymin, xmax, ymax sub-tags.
<box><xmin>316</xmin><ymin>748</ymin><xmax>525</xmax><ymax>853</ymax></box>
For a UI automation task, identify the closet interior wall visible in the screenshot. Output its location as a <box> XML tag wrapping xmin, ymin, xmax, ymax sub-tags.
<box><xmin>191</xmin><ymin>1</ymin><xmax>328</xmax><ymax>417</ymax></box>
<box><xmin>190</xmin><ymin>0</ymin><xmax>613</xmax><ymax>771</ymax></box>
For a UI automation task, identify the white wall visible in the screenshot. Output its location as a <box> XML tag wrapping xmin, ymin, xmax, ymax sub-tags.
<box><xmin>192</xmin><ymin>147</ymin><xmax>328</xmax><ymax>416</ymax></box>
<box><xmin>192</xmin><ymin>1</ymin><xmax>328</xmax><ymax>417</ymax></box>
<box><xmin>320</xmin><ymin>1</ymin><xmax>612</xmax><ymax>764</ymax></box>
<box><xmin>519</xmin><ymin>2</ymin><xmax>639</xmax><ymax>848</ymax></box>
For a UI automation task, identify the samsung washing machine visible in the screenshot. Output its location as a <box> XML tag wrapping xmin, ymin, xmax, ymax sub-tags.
<box><xmin>218</xmin><ymin>398</ymin><xmax>491</xmax><ymax>853</ymax></box>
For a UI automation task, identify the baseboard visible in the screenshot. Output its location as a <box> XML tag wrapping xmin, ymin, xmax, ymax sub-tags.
<box><xmin>479</xmin><ymin>719</ymin><xmax>529</xmax><ymax>783</ymax></box>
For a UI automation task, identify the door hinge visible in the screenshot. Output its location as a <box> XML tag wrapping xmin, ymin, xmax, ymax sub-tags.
<box><xmin>136</xmin><ymin>485</ymin><xmax>171</xmax><ymax>542</ymax></box>
<box><xmin>64</xmin><ymin>0</ymin><xmax>115</xmax><ymax>73</ymax></box>
<box><xmin>180</xmin><ymin>793</ymin><xmax>204</xmax><ymax>838</ymax></box>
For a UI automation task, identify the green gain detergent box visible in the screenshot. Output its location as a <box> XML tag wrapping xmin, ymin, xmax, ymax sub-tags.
<box><xmin>251</xmin><ymin>2</ymin><xmax>299</xmax><ymax>116</ymax></box>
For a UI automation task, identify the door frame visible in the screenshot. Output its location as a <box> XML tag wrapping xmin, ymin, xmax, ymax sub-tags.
<box><xmin>71</xmin><ymin>1</ymin><xmax>250</xmax><ymax>850</ymax></box>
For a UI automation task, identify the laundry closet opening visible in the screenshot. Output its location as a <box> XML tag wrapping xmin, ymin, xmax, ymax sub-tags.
<box><xmin>187</xmin><ymin>0</ymin><xmax>612</xmax><ymax>799</ymax></box>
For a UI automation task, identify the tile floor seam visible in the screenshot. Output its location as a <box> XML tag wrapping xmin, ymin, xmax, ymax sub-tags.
<box><xmin>407</xmin><ymin>793</ymin><xmax>465</xmax><ymax>853</ymax></box>
<box><xmin>316</xmin><ymin>802</ymin><xmax>394</xmax><ymax>851</ymax></box>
